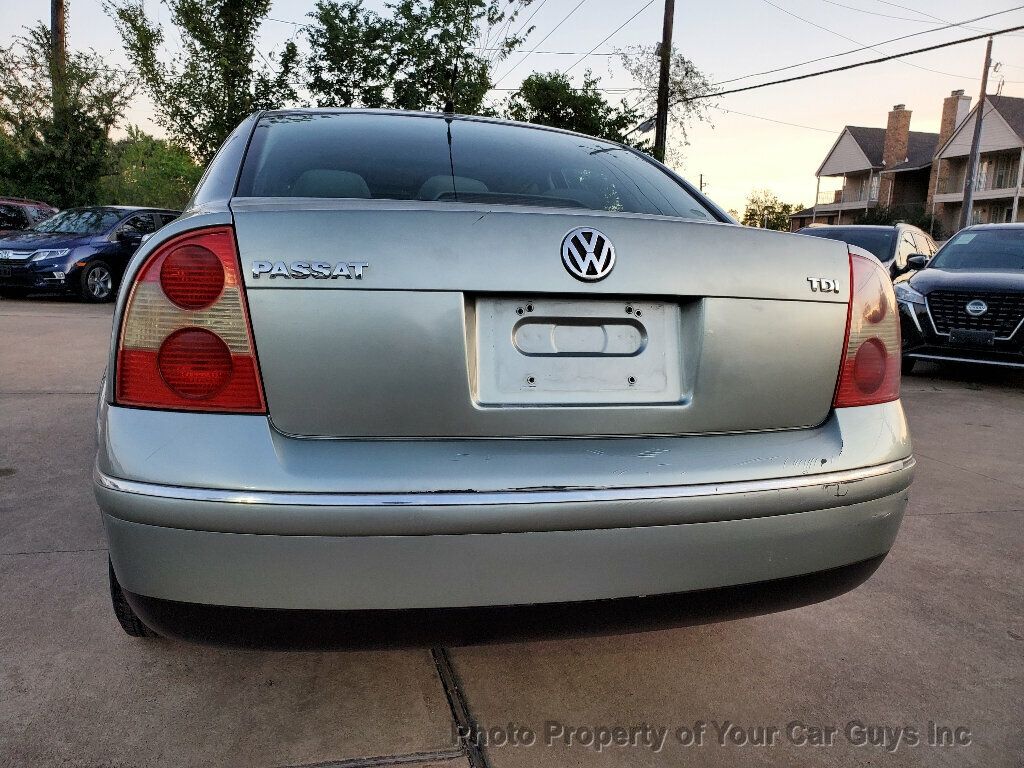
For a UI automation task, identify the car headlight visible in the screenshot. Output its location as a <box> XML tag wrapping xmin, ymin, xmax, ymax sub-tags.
<box><xmin>894</xmin><ymin>283</ymin><xmax>925</xmax><ymax>305</ymax></box>
<box><xmin>30</xmin><ymin>248</ymin><xmax>71</xmax><ymax>262</ymax></box>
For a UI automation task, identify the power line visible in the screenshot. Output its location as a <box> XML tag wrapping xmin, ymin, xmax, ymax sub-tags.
<box><xmin>509</xmin><ymin>0</ymin><xmax>552</xmax><ymax>41</ymax></box>
<box><xmin>815</xmin><ymin>0</ymin><xmax>951</xmax><ymax>24</ymax></box>
<box><xmin>492</xmin><ymin>0</ymin><xmax>593</xmax><ymax>87</ymax></box>
<box><xmin>714</xmin><ymin>5</ymin><xmax>1024</xmax><ymax>86</ymax></box>
<box><xmin>473</xmin><ymin>47</ymin><xmax>617</xmax><ymax>55</ymax></box>
<box><xmin>564</xmin><ymin>0</ymin><xmax>656</xmax><ymax>74</ymax></box>
<box><xmin>758</xmin><ymin>0</ymin><xmax>1014</xmax><ymax>82</ymax></box>
<box><xmin>712</xmin><ymin>106</ymin><xmax>836</xmax><ymax>133</ymax></box>
<box><xmin>482</xmin><ymin>0</ymin><xmax>525</xmax><ymax>65</ymax></box>
<box><xmin>626</xmin><ymin>23</ymin><xmax>1024</xmax><ymax>134</ymax></box>
<box><xmin>703</xmin><ymin>24</ymin><xmax>1024</xmax><ymax>101</ymax></box>
<box><xmin>867</xmin><ymin>0</ymin><xmax>1024</xmax><ymax>37</ymax></box>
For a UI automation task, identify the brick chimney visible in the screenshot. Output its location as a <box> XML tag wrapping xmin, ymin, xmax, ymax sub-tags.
<box><xmin>879</xmin><ymin>104</ymin><xmax>912</xmax><ymax>206</ymax></box>
<box><xmin>937</xmin><ymin>89</ymin><xmax>972</xmax><ymax>147</ymax></box>
<box><xmin>926</xmin><ymin>90</ymin><xmax>973</xmax><ymax>212</ymax></box>
<box><xmin>883</xmin><ymin>104</ymin><xmax>912</xmax><ymax>168</ymax></box>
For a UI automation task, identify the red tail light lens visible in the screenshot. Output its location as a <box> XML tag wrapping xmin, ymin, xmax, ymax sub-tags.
<box><xmin>160</xmin><ymin>245</ymin><xmax>225</xmax><ymax>309</ymax></box>
<box><xmin>157</xmin><ymin>328</ymin><xmax>233</xmax><ymax>398</ymax></box>
<box><xmin>116</xmin><ymin>227</ymin><xmax>266</xmax><ymax>413</ymax></box>
<box><xmin>833</xmin><ymin>250</ymin><xmax>901</xmax><ymax>408</ymax></box>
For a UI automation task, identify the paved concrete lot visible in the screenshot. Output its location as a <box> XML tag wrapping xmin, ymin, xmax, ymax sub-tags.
<box><xmin>1</xmin><ymin>296</ymin><xmax>1021</xmax><ymax>767</ymax></box>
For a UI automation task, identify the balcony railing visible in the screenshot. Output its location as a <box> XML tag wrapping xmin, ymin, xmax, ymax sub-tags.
<box><xmin>940</xmin><ymin>160</ymin><xmax>1020</xmax><ymax>195</ymax></box>
<box><xmin>815</xmin><ymin>188</ymin><xmax>878</xmax><ymax>206</ymax></box>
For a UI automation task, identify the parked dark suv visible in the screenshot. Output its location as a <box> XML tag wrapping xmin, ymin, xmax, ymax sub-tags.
<box><xmin>897</xmin><ymin>224</ymin><xmax>1023</xmax><ymax>372</ymax></box>
<box><xmin>0</xmin><ymin>206</ymin><xmax>179</xmax><ymax>302</ymax></box>
<box><xmin>0</xmin><ymin>197</ymin><xmax>58</xmax><ymax>234</ymax></box>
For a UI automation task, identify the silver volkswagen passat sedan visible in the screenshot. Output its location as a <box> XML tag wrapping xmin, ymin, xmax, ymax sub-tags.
<box><xmin>94</xmin><ymin>110</ymin><xmax>913</xmax><ymax>642</ymax></box>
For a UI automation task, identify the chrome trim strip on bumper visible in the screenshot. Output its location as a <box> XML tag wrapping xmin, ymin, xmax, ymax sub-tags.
<box><xmin>95</xmin><ymin>457</ymin><xmax>915</xmax><ymax>508</ymax></box>
<box><xmin>906</xmin><ymin>353</ymin><xmax>1024</xmax><ymax>369</ymax></box>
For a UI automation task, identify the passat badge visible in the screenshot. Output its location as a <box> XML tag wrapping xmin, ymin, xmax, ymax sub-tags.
<box><xmin>251</xmin><ymin>261</ymin><xmax>368</xmax><ymax>280</ymax></box>
<box><xmin>561</xmin><ymin>228</ymin><xmax>615</xmax><ymax>282</ymax></box>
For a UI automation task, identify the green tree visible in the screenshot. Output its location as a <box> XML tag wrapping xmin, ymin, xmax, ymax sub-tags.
<box><xmin>617</xmin><ymin>45</ymin><xmax>716</xmax><ymax>160</ymax></box>
<box><xmin>741</xmin><ymin>189</ymin><xmax>803</xmax><ymax>231</ymax></box>
<box><xmin>303</xmin><ymin>0</ymin><xmax>530</xmax><ymax>114</ymax></box>
<box><xmin>856</xmin><ymin>204</ymin><xmax>936</xmax><ymax>235</ymax></box>
<box><xmin>504</xmin><ymin>71</ymin><xmax>643</xmax><ymax>143</ymax></box>
<box><xmin>100</xmin><ymin>126</ymin><xmax>203</xmax><ymax>209</ymax></box>
<box><xmin>0</xmin><ymin>24</ymin><xmax>134</xmax><ymax>207</ymax></box>
<box><xmin>106</xmin><ymin>0</ymin><xmax>300</xmax><ymax>164</ymax></box>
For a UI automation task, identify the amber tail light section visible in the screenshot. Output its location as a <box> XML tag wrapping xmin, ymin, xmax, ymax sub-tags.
<box><xmin>115</xmin><ymin>227</ymin><xmax>266</xmax><ymax>413</ymax></box>
<box><xmin>833</xmin><ymin>250</ymin><xmax>901</xmax><ymax>408</ymax></box>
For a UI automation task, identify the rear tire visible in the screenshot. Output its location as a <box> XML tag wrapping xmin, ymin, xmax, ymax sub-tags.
<box><xmin>901</xmin><ymin>355</ymin><xmax>917</xmax><ymax>375</ymax></box>
<box><xmin>80</xmin><ymin>261</ymin><xmax>116</xmax><ymax>303</ymax></box>
<box><xmin>108</xmin><ymin>558</ymin><xmax>158</xmax><ymax>638</ymax></box>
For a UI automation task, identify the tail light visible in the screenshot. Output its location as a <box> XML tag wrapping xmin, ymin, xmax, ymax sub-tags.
<box><xmin>116</xmin><ymin>227</ymin><xmax>266</xmax><ymax>413</ymax></box>
<box><xmin>833</xmin><ymin>250</ymin><xmax>900</xmax><ymax>408</ymax></box>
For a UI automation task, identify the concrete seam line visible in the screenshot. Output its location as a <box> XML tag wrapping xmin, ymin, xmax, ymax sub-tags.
<box><xmin>0</xmin><ymin>547</ymin><xmax>109</xmax><ymax>556</ymax></box>
<box><xmin>906</xmin><ymin>508</ymin><xmax>1024</xmax><ymax>517</ymax></box>
<box><xmin>914</xmin><ymin>451</ymin><xmax>1024</xmax><ymax>491</ymax></box>
<box><xmin>432</xmin><ymin>646</ymin><xmax>490</xmax><ymax>768</ymax></box>
<box><xmin>273</xmin><ymin>748</ymin><xmax>466</xmax><ymax>768</ymax></box>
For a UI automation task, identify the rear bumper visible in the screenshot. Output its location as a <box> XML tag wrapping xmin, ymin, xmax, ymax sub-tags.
<box><xmin>100</xmin><ymin>461</ymin><xmax>911</xmax><ymax>610</ymax></box>
<box><xmin>95</xmin><ymin>399</ymin><xmax>912</xmax><ymax>612</ymax></box>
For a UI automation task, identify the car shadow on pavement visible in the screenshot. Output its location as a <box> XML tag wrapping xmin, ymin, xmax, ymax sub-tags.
<box><xmin>126</xmin><ymin>556</ymin><xmax>885</xmax><ymax>650</ymax></box>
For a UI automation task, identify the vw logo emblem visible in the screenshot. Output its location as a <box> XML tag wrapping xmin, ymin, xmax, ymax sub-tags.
<box><xmin>965</xmin><ymin>299</ymin><xmax>988</xmax><ymax>317</ymax></box>
<box><xmin>561</xmin><ymin>227</ymin><xmax>616</xmax><ymax>282</ymax></box>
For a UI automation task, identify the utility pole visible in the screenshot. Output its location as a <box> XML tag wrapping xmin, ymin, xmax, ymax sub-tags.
<box><xmin>959</xmin><ymin>36</ymin><xmax>993</xmax><ymax>230</ymax></box>
<box><xmin>653</xmin><ymin>0</ymin><xmax>675</xmax><ymax>163</ymax></box>
<box><xmin>50</xmin><ymin>0</ymin><xmax>67</xmax><ymax>123</ymax></box>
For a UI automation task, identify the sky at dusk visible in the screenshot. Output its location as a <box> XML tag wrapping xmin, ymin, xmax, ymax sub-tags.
<box><xmin>5</xmin><ymin>0</ymin><xmax>1023</xmax><ymax>213</ymax></box>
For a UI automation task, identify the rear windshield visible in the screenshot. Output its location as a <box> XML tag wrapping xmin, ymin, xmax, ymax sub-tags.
<box><xmin>930</xmin><ymin>228</ymin><xmax>1024</xmax><ymax>270</ymax></box>
<box><xmin>235</xmin><ymin>112</ymin><xmax>715</xmax><ymax>220</ymax></box>
<box><xmin>800</xmin><ymin>227</ymin><xmax>896</xmax><ymax>262</ymax></box>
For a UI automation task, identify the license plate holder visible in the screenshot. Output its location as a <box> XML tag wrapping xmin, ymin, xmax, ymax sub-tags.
<box><xmin>949</xmin><ymin>327</ymin><xmax>995</xmax><ymax>347</ymax></box>
<box><xmin>474</xmin><ymin>297</ymin><xmax>683</xmax><ymax>406</ymax></box>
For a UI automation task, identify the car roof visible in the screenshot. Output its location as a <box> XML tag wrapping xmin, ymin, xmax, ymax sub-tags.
<box><xmin>58</xmin><ymin>205</ymin><xmax>181</xmax><ymax>215</ymax></box>
<box><xmin>801</xmin><ymin>224</ymin><xmax>897</xmax><ymax>231</ymax></box>
<box><xmin>259</xmin><ymin>107</ymin><xmax>629</xmax><ymax>148</ymax></box>
<box><xmin>962</xmin><ymin>223</ymin><xmax>1024</xmax><ymax>231</ymax></box>
<box><xmin>0</xmin><ymin>197</ymin><xmax>54</xmax><ymax>207</ymax></box>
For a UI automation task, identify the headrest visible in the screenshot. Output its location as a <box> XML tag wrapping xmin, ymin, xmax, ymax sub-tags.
<box><xmin>291</xmin><ymin>169</ymin><xmax>371</xmax><ymax>199</ymax></box>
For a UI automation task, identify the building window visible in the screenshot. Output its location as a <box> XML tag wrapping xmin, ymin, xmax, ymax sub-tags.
<box><xmin>993</xmin><ymin>155</ymin><xmax>1018</xmax><ymax>189</ymax></box>
<box><xmin>869</xmin><ymin>174</ymin><xmax>880</xmax><ymax>201</ymax></box>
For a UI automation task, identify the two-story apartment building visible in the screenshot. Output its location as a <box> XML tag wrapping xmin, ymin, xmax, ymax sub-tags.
<box><xmin>791</xmin><ymin>90</ymin><xmax>1024</xmax><ymax>235</ymax></box>
<box><xmin>928</xmin><ymin>94</ymin><xmax>1024</xmax><ymax>233</ymax></box>
<box><xmin>790</xmin><ymin>103</ymin><xmax>939</xmax><ymax>230</ymax></box>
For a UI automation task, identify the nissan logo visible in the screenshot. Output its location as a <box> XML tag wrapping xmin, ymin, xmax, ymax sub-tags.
<box><xmin>561</xmin><ymin>227</ymin><xmax>616</xmax><ymax>282</ymax></box>
<box><xmin>965</xmin><ymin>299</ymin><xmax>988</xmax><ymax>317</ymax></box>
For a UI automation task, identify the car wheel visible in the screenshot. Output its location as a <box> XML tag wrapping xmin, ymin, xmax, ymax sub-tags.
<box><xmin>80</xmin><ymin>261</ymin><xmax>116</xmax><ymax>303</ymax></box>
<box><xmin>0</xmin><ymin>287</ymin><xmax>28</xmax><ymax>299</ymax></box>
<box><xmin>108</xmin><ymin>558</ymin><xmax>158</xmax><ymax>638</ymax></box>
<box><xmin>901</xmin><ymin>355</ymin><xmax>917</xmax><ymax>375</ymax></box>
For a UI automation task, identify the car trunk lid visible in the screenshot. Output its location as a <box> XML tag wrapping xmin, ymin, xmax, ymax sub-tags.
<box><xmin>233</xmin><ymin>199</ymin><xmax>850</xmax><ymax>438</ymax></box>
